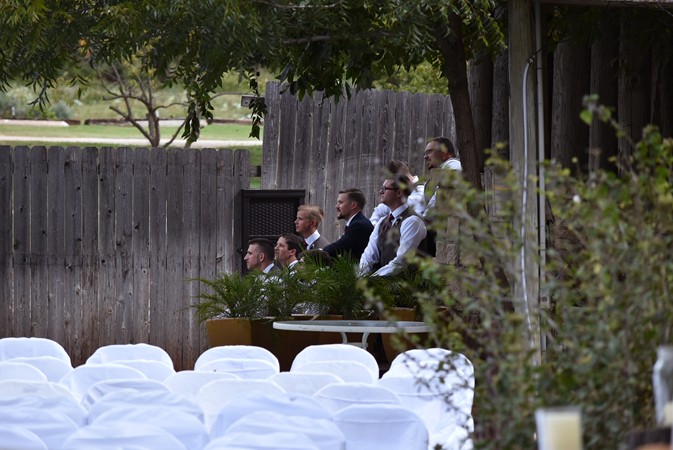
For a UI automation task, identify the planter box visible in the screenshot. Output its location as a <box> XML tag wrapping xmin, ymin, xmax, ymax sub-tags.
<box><xmin>206</xmin><ymin>318</ymin><xmax>254</xmax><ymax>347</ymax></box>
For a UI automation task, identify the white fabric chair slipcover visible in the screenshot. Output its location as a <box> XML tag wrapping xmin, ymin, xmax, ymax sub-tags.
<box><xmin>387</xmin><ymin>349</ymin><xmax>475</xmax><ymax>389</ymax></box>
<box><xmin>292</xmin><ymin>360</ymin><xmax>376</xmax><ymax>384</ymax></box>
<box><xmin>90</xmin><ymin>406</ymin><xmax>208</xmax><ymax>450</ymax></box>
<box><xmin>269</xmin><ymin>372</ymin><xmax>344</xmax><ymax>396</ymax></box>
<box><xmin>164</xmin><ymin>370</ymin><xmax>240</xmax><ymax>397</ymax></box>
<box><xmin>8</xmin><ymin>356</ymin><xmax>73</xmax><ymax>382</ymax></box>
<box><xmin>196</xmin><ymin>358</ymin><xmax>278</xmax><ymax>379</ymax></box>
<box><xmin>0</xmin><ymin>361</ymin><xmax>48</xmax><ymax>382</ymax></box>
<box><xmin>107</xmin><ymin>359</ymin><xmax>176</xmax><ymax>381</ymax></box>
<box><xmin>195</xmin><ymin>346</ymin><xmax>280</xmax><ymax>372</ymax></box>
<box><xmin>0</xmin><ymin>380</ymin><xmax>75</xmax><ymax>401</ymax></box>
<box><xmin>198</xmin><ymin>379</ymin><xmax>286</xmax><ymax>430</ymax></box>
<box><xmin>225</xmin><ymin>410</ymin><xmax>346</xmax><ymax>450</ymax></box>
<box><xmin>0</xmin><ymin>393</ymin><xmax>87</xmax><ymax>426</ymax></box>
<box><xmin>209</xmin><ymin>392</ymin><xmax>330</xmax><ymax>439</ymax></box>
<box><xmin>205</xmin><ymin>432</ymin><xmax>319</xmax><ymax>450</ymax></box>
<box><xmin>377</xmin><ymin>376</ymin><xmax>445</xmax><ymax>434</ymax></box>
<box><xmin>331</xmin><ymin>404</ymin><xmax>428</xmax><ymax>450</ymax></box>
<box><xmin>86</xmin><ymin>343</ymin><xmax>173</xmax><ymax>367</ymax></box>
<box><xmin>0</xmin><ymin>337</ymin><xmax>70</xmax><ymax>364</ymax></box>
<box><xmin>81</xmin><ymin>378</ymin><xmax>170</xmax><ymax>411</ymax></box>
<box><xmin>313</xmin><ymin>382</ymin><xmax>401</xmax><ymax>414</ymax></box>
<box><xmin>0</xmin><ymin>408</ymin><xmax>79</xmax><ymax>450</ymax></box>
<box><xmin>0</xmin><ymin>425</ymin><xmax>47</xmax><ymax>450</ymax></box>
<box><xmin>58</xmin><ymin>363</ymin><xmax>147</xmax><ymax>401</ymax></box>
<box><xmin>62</xmin><ymin>423</ymin><xmax>187</xmax><ymax>450</ymax></box>
<box><xmin>291</xmin><ymin>344</ymin><xmax>379</xmax><ymax>381</ymax></box>
<box><xmin>87</xmin><ymin>389</ymin><xmax>203</xmax><ymax>423</ymax></box>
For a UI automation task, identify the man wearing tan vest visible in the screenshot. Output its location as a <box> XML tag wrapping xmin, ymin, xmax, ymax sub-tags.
<box><xmin>359</xmin><ymin>175</ymin><xmax>427</xmax><ymax>277</ymax></box>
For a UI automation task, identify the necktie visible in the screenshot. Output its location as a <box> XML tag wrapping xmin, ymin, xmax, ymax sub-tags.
<box><xmin>380</xmin><ymin>214</ymin><xmax>394</xmax><ymax>234</ymax></box>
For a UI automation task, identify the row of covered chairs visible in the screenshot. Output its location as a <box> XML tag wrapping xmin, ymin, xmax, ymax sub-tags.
<box><xmin>0</xmin><ymin>337</ymin><xmax>474</xmax><ymax>450</ymax></box>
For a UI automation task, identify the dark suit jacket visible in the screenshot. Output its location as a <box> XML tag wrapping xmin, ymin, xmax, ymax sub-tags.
<box><xmin>323</xmin><ymin>211</ymin><xmax>375</xmax><ymax>262</ymax></box>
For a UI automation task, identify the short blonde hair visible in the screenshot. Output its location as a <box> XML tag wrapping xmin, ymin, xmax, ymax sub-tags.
<box><xmin>298</xmin><ymin>204</ymin><xmax>324</xmax><ymax>226</ymax></box>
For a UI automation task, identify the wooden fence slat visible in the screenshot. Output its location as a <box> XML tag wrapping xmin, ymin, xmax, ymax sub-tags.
<box><xmin>79</xmin><ymin>147</ymin><xmax>97</xmax><ymax>363</ymax></box>
<box><xmin>47</xmin><ymin>146</ymin><xmax>66</xmax><ymax>345</ymax></box>
<box><xmin>98</xmin><ymin>147</ymin><xmax>116</xmax><ymax>348</ymax></box>
<box><xmin>360</xmin><ymin>90</ymin><xmax>382</xmax><ymax>198</ymax></box>
<box><xmin>277</xmin><ymin>92</ymin><xmax>298</xmax><ymax>189</ymax></box>
<box><xmin>149</xmin><ymin>147</ymin><xmax>168</xmax><ymax>351</ymax></box>
<box><xmin>198</xmin><ymin>148</ymin><xmax>218</xmax><ymax>353</ymax></box>
<box><xmin>132</xmin><ymin>148</ymin><xmax>151</xmax><ymax>343</ymax></box>
<box><xmin>233</xmin><ymin>149</ymin><xmax>251</xmax><ymax>272</ymax></box>
<box><xmin>311</xmin><ymin>92</ymin><xmax>334</xmax><ymax>235</ymax></box>
<box><xmin>219</xmin><ymin>150</ymin><xmax>236</xmax><ymax>274</ymax></box>
<box><xmin>181</xmin><ymin>148</ymin><xmax>200</xmax><ymax>370</ymax></box>
<box><xmin>114</xmin><ymin>147</ymin><xmax>134</xmax><ymax>344</ymax></box>
<box><xmin>343</xmin><ymin>89</ymin><xmax>363</xmax><ymax>191</ymax></box>
<box><xmin>292</xmin><ymin>95</ymin><xmax>313</xmax><ymax>192</ymax></box>
<box><xmin>393</xmin><ymin>92</ymin><xmax>412</xmax><ymax>183</ymax></box>
<box><xmin>29</xmin><ymin>147</ymin><xmax>49</xmax><ymax>338</ymax></box>
<box><xmin>0</xmin><ymin>146</ymin><xmax>13</xmax><ymax>337</ymax></box>
<box><xmin>262</xmin><ymin>82</ymin><xmax>281</xmax><ymax>189</ymax></box>
<box><xmin>165</xmin><ymin>148</ymin><xmax>185</xmax><ymax>369</ymax></box>
<box><xmin>326</xmin><ymin>96</ymin><xmax>347</xmax><ymax>234</ymax></box>
<box><xmin>13</xmin><ymin>146</ymin><xmax>31</xmax><ymax>337</ymax></box>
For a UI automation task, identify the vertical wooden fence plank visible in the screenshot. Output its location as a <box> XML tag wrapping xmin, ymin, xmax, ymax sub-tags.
<box><xmin>79</xmin><ymin>147</ymin><xmax>97</xmax><ymax>363</ymax></box>
<box><xmin>292</xmin><ymin>96</ymin><xmax>312</xmax><ymax>193</ymax></box>
<box><xmin>0</xmin><ymin>146</ymin><xmax>13</xmax><ymax>337</ymax></box>
<box><xmin>343</xmin><ymin>89</ymin><xmax>363</xmax><ymax>191</ymax></box>
<box><xmin>98</xmin><ymin>147</ymin><xmax>116</xmax><ymax>347</ymax></box>
<box><xmin>165</xmin><ymin>148</ymin><xmax>185</xmax><ymax>369</ymax></box>
<box><xmin>181</xmin><ymin>149</ymin><xmax>200</xmax><ymax>370</ymax></box>
<box><xmin>311</xmin><ymin>92</ymin><xmax>335</xmax><ymax>239</ymax></box>
<box><xmin>149</xmin><ymin>148</ymin><xmax>168</xmax><ymax>351</ymax></box>
<box><xmin>198</xmin><ymin>148</ymin><xmax>218</xmax><ymax>352</ymax></box>
<box><xmin>277</xmin><ymin>92</ymin><xmax>298</xmax><ymax>189</ymax></box>
<box><xmin>410</xmin><ymin>93</ymin><xmax>429</xmax><ymax>171</ymax></box>
<box><xmin>114</xmin><ymin>147</ymin><xmax>134</xmax><ymax>344</ymax></box>
<box><xmin>262</xmin><ymin>82</ymin><xmax>281</xmax><ymax>189</ymax></box>
<box><xmin>393</xmin><ymin>92</ymin><xmax>412</xmax><ymax>182</ymax></box>
<box><xmin>233</xmin><ymin>149</ymin><xmax>250</xmax><ymax>274</ymax></box>
<box><xmin>133</xmin><ymin>148</ymin><xmax>151</xmax><ymax>344</ymax></box>
<box><xmin>29</xmin><ymin>147</ymin><xmax>49</xmax><ymax>338</ymax></box>
<box><xmin>218</xmin><ymin>151</ymin><xmax>236</xmax><ymax>274</ymax></box>
<box><xmin>443</xmin><ymin>95</ymin><xmax>457</xmax><ymax>148</ymax></box>
<box><xmin>47</xmin><ymin>147</ymin><xmax>66</xmax><ymax>345</ymax></box>
<box><xmin>326</xmin><ymin>97</ymin><xmax>347</xmax><ymax>218</ymax></box>
<box><xmin>378</xmin><ymin>90</ymin><xmax>397</xmax><ymax>169</ymax></box>
<box><xmin>13</xmin><ymin>146</ymin><xmax>31</xmax><ymax>337</ymax></box>
<box><xmin>360</xmin><ymin>90</ymin><xmax>382</xmax><ymax>197</ymax></box>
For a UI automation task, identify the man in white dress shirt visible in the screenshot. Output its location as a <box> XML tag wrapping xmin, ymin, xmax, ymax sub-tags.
<box><xmin>423</xmin><ymin>136</ymin><xmax>462</xmax><ymax>218</ymax></box>
<box><xmin>370</xmin><ymin>160</ymin><xmax>426</xmax><ymax>224</ymax></box>
<box><xmin>295</xmin><ymin>205</ymin><xmax>329</xmax><ymax>250</ymax></box>
<box><xmin>275</xmin><ymin>234</ymin><xmax>303</xmax><ymax>270</ymax></box>
<box><xmin>243</xmin><ymin>238</ymin><xmax>279</xmax><ymax>274</ymax></box>
<box><xmin>359</xmin><ymin>176</ymin><xmax>427</xmax><ymax>277</ymax></box>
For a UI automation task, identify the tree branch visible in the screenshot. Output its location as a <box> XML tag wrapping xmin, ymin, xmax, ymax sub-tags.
<box><xmin>109</xmin><ymin>105</ymin><xmax>152</xmax><ymax>143</ymax></box>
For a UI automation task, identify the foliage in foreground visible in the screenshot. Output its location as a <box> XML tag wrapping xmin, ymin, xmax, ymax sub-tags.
<box><xmin>378</xmin><ymin>126</ymin><xmax>673</xmax><ymax>449</ymax></box>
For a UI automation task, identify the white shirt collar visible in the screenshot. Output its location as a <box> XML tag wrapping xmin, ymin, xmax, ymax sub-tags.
<box><xmin>262</xmin><ymin>263</ymin><xmax>275</xmax><ymax>274</ymax></box>
<box><xmin>305</xmin><ymin>230</ymin><xmax>321</xmax><ymax>245</ymax></box>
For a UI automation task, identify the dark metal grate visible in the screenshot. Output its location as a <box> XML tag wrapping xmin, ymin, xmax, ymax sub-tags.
<box><xmin>248</xmin><ymin>199</ymin><xmax>299</xmax><ymax>236</ymax></box>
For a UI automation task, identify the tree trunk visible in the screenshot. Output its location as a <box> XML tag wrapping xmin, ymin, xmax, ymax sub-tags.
<box><xmin>550</xmin><ymin>37</ymin><xmax>591</xmax><ymax>173</ymax></box>
<box><xmin>589</xmin><ymin>12</ymin><xmax>619</xmax><ymax>173</ymax></box>
<box><xmin>491</xmin><ymin>47</ymin><xmax>509</xmax><ymax>157</ymax></box>
<box><xmin>436</xmin><ymin>12</ymin><xmax>481</xmax><ymax>191</ymax></box>
<box><xmin>618</xmin><ymin>10</ymin><xmax>651</xmax><ymax>173</ymax></box>
<box><xmin>468</xmin><ymin>56</ymin><xmax>494</xmax><ymax>159</ymax></box>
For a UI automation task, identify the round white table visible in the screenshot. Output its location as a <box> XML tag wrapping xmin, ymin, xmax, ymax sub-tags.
<box><xmin>272</xmin><ymin>320</ymin><xmax>430</xmax><ymax>349</ymax></box>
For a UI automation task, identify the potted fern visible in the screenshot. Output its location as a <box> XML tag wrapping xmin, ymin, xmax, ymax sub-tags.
<box><xmin>192</xmin><ymin>271</ymin><xmax>269</xmax><ymax>347</ymax></box>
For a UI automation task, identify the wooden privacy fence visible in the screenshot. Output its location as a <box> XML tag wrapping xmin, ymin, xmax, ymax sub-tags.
<box><xmin>262</xmin><ymin>81</ymin><xmax>456</xmax><ymax>242</ymax></box>
<box><xmin>0</xmin><ymin>146</ymin><xmax>250</xmax><ymax>370</ymax></box>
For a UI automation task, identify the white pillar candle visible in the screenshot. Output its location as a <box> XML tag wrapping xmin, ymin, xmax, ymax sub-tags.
<box><xmin>535</xmin><ymin>407</ymin><xmax>583</xmax><ymax>450</ymax></box>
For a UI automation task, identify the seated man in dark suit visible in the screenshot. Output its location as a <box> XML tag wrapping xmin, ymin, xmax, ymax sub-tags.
<box><xmin>323</xmin><ymin>188</ymin><xmax>374</xmax><ymax>263</ymax></box>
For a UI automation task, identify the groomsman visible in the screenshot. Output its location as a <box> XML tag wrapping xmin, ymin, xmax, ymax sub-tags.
<box><xmin>323</xmin><ymin>189</ymin><xmax>374</xmax><ymax>262</ymax></box>
<box><xmin>295</xmin><ymin>205</ymin><xmax>329</xmax><ymax>250</ymax></box>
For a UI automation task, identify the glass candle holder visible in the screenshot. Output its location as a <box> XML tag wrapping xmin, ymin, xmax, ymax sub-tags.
<box><xmin>535</xmin><ymin>406</ymin><xmax>583</xmax><ymax>450</ymax></box>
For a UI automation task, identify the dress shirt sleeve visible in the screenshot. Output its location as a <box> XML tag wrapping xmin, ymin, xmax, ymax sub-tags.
<box><xmin>358</xmin><ymin>221</ymin><xmax>381</xmax><ymax>276</ymax></box>
<box><xmin>372</xmin><ymin>216</ymin><xmax>427</xmax><ymax>277</ymax></box>
<box><xmin>369</xmin><ymin>203</ymin><xmax>390</xmax><ymax>225</ymax></box>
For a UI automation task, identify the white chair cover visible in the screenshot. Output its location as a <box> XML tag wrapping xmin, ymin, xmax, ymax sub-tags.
<box><xmin>225</xmin><ymin>410</ymin><xmax>346</xmax><ymax>450</ymax></box>
<box><xmin>108</xmin><ymin>359</ymin><xmax>176</xmax><ymax>382</ymax></box>
<box><xmin>209</xmin><ymin>392</ymin><xmax>330</xmax><ymax>438</ymax></box>
<box><xmin>86</xmin><ymin>343</ymin><xmax>173</xmax><ymax>367</ymax></box>
<box><xmin>91</xmin><ymin>407</ymin><xmax>208</xmax><ymax>450</ymax></box>
<box><xmin>87</xmin><ymin>390</ymin><xmax>203</xmax><ymax>423</ymax></box>
<box><xmin>0</xmin><ymin>408</ymin><xmax>79</xmax><ymax>450</ymax></box>
<box><xmin>196</xmin><ymin>358</ymin><xmax>278</xmax><ymax>379</ymax></box>
<box><xmin>292</xmin><ymin>360</ymin><xmax>376</xmax><ymax>384</ymax></box>
<box><xmin>331</xmin><ymin>404</ymin><xmax>428</xmax><ymax>450</ymax></box>
<box><xmin>0</xmin><ymin>425</ymin><xmax>47</xmax><ymax>450</ymax></box>
<box><xmin>205</xmin><ymin>432</ymin><xmax>319</xmax><ymax>450</ymax></box>
<box><xmin>58</xmin><ymin>363</ymin><xmax>147</xmax><ymax>401</ymax></box>
<box><xmin>8</xmin><ymin>356</ymin><xmax>73</xmax><ymax>382</ymax></box>
<box><xmin>269</xmin><ymin>372</ymin><xmax>344</xmax><ymax>396</ymax></box>
<box><xmin>81</xmin><ymin>378</ymin><xmax>170</xmax><ymax>411</ymax></box>
<box><xmin>0</xmin><ymin>337</ymin><xmax>70</xmax><ymax>364</ymax></box>
<box><xmin>0</xmin><ymin>380</ymin><xmax>75</xmax><ymax>401</ymax></box>
<box><xmin>195</xmin><ymin>346</ymin><xmax>280</xmax><ymax>372</ymax></box>
<box><xmin>62</xmin><ymin>423</ymin><xmax>187</xmax><ymax>450</ymax></box>
<box><xmin>388</xmin><ymin>349</ymin><xmax>475</xmax><ymax>389</ymax></box>
<box><xmin>0</xmin><ymin>361</ymin><xmax>48</xmax><ymax>382</ymax></box>
<box><xmin>0</xmin><ymin>394</ymin><xmax>87</xmax><ymax>426</ymax></box>
<box><xmin>164</xmin><ymin>370</ymin><xmax>240</xmax><ymax>397</ymax></box>
<box><xmin>198</xmin><ymin>379</ymin><xmax>286</xmax><ymax>430</ymax></box>
<box><xmin>377</xmin><ymin>376</ymin><xmax>445</xmax><ymax>433</ymax></box>
<box><xmin>291</xmin><ymin>344</ymin><xmax>379</xmax><ymax>380</ymax></box>
<box><xmin>313</xmin><ymin>382</ymin><xmax>401</xmax><ymax>414</ymax></box>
